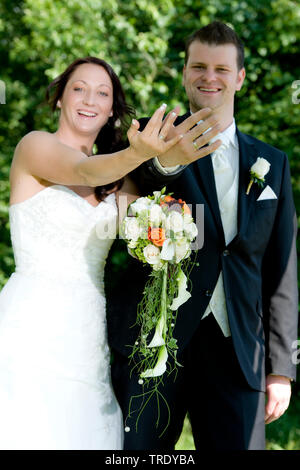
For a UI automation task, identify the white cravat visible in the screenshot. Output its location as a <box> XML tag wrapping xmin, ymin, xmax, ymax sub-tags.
<box><xmin>202</xmin><ymin>120</ymin><xmax>239</xmax><ymax>337</ymax></box>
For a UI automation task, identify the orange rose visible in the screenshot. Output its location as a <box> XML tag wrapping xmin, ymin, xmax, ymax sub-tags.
<box><xmin>178</xmin><ymin>198</ymin><xmax>191</xmax><ymax>214</ymax></box>
<box><xmin>148</xmin><ymin>227</ymin><xmax>166</xmax><ymax>247</ymax></box>
<box><xmin>159</xmin><ymin>195</ymin><xmax>175</xmax><ymax>208</ymax></box>
<box><xmin>160</xmin><ymin>195</ymin><xmax>191</xmax><ymax>215</ymax></box>
<box><xmin>162</xmin><ymin>195</ymin><xmax>175</xmax><ymax>203</ymax></box>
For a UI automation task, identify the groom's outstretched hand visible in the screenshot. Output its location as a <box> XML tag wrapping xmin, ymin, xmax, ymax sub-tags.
<box><xmin>265</xmin><ymin>374</ymin><xmax>292</xmax><ymax>424</ymax></box>
<box><xmin>156</xmin><ymin>106</ymin><xmax>222</xmax><ymax>168</ymax></box>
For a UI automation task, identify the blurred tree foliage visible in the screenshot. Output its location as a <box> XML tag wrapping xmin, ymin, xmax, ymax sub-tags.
<box><xmin>0</xmin><ymin>0</ymin><xmax>299</xmax><ymax>447</ymax></box>
<box><xmin>0</xmin><ymin>0</ymin><xmax>299</xmax><ymax>283</ymax></box>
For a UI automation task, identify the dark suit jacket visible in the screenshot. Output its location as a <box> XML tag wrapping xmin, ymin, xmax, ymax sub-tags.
<box><xmin>106</xmin><ymin>112</ymin><xmax>298</xmax><ymax>392</ymax></box>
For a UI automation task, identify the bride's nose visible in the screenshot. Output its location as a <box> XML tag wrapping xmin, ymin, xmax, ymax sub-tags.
<box><xmin>82</xmin><ymin>89</ymin><xmax>96</xmax><ymax>106</ymax></box>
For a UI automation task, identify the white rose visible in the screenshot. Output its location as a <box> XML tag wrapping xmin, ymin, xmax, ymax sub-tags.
<box><xmin>129</xmin><ymin>197</ymin><xmax>152</xmax><ymax>216</ymax></box>
<box><xmin>175</xmin><ymin>239</ymin><xmax>191</xmax><ymax>263</ymax></box>
<box><xmin>166</xmin><ymin>211</ymin><xmax>184</xmax><ymax>234</ymax></box>
<box><xmin>143</xmin><ymin>244</ymin><xmax>161</xmax><ymax>265</ymax></box>
<box><xmin>124</xmin><ymin>217</ymin><xmax>142</xmax><ymax>241</ymax></box>
<box><xmin>184</xmin><ymin>221</ymin><xmax>198</xmax><ymax>240</ymax></box>
<box><xmin>251</xmin><ymin>157</ymin><xmax>270</xmax><ymax>179</ymax></box>
<box><xmin>149</xmin><ymin>204</ymin><xmax>166</xmax><ymax>226</ymax></box>
<box><xmin>183</xmin><ymin>213</ymin><xmax>193</xmax><ymax>225</ymax></box>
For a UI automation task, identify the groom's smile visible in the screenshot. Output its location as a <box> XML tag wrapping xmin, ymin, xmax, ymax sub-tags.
<box><xmin>197</xmin><ymin>86</ymin><xmax>222</xmax><ymax>94</ymax></box>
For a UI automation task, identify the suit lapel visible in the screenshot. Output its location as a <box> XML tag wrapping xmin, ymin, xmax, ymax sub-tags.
<box><xmin>229</xmin><ymin>129</ymin><xmax>258</xmax><ymax>246</ymax></box>
<box><xmin>193</xmin><ymin>156</ymin><xmax>225</xmax><ymax>245</ymax></box>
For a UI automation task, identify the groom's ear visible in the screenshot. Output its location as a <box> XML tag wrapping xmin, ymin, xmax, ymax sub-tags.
<box><xmin>236</xmin><ymin>67</ymin><xmax>246</xmax><ymax>91</ymax></box>
<box><xmin>57</xmin><ymin>100</ymin><xmax>61</xmax><ymax>109</ymax></box>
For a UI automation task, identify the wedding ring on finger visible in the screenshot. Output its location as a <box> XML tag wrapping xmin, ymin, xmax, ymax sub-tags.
<box><xmin>159</xmin><ymin>134</ymin><xmax>166</xmax><ymax>141</ymax></box>
<box><xmin>193</xmin><ymin>140</ymin><xmax>198</xmax><ymax>150</ymax></box>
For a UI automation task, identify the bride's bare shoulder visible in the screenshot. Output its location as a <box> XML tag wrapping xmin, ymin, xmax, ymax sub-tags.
<box><xmin>15</xmin><ymin>131</ymin><xmax>56</xmax><ymax>155</ymax></box>
<box><xmin>11</xmin><ymin>131</ymin><xmax>61</xmax><ymax>174</ymax></box>
<box><xmin>10</xmin><ymin>131</ymin><xmax>58</xmax><ymax>204</ymax></box>
<box><xmin>10</xmin><ymin>131</ymin><xmax>57</xmax><ymax>181</ymax></box>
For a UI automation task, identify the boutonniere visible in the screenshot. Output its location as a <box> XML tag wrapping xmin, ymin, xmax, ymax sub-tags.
<box><xmin>246</xmin><ymin>157</ymin><xmax>271</xmax><ymax>195</ymax></box>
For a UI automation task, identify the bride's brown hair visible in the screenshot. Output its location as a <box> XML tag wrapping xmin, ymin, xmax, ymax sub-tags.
<box><xmin>46</xmin><ymin>57</ymin><xmax>135</xmax><ymax>200</ymax></box>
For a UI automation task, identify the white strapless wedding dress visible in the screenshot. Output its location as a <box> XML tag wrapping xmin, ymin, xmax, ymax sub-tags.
<box><xmin>0</xmin><ymin>185</ymin><xmax>123</xmax><ymax>450</ymax></box>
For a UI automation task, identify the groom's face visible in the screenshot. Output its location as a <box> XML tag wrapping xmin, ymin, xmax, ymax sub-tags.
<box><xmin>183</xmin><ymin>41</ymin><xmax>245</xmax><ymax>114</ymax></box>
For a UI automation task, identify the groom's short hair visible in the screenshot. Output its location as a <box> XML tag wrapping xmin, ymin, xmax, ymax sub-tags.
<box><xmin>185</xmin><ymin>21</ymin><xmax>244</xmax><ymax>70</ymax></box>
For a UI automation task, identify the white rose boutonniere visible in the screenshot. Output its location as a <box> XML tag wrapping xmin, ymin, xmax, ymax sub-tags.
<box><xmin>246</xmin><ymin>157</ymin><xmax>271</xmax><ymax>195</ymax></box>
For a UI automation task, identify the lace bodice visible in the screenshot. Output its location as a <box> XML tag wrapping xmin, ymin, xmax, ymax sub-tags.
<box><xmin>9</xmin><ymin>185</ymin><xmax>118</xmax><ymax>287</ymax></box>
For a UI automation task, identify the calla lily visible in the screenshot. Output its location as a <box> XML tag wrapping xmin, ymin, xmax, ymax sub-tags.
<box><xmin>147</xmin><ymin>314</ymin><xmax>166</xmax><ymax>347</ymax></box>
<box><xmin>169</xmin><ymin>268</ymin><xmax>191</xmax><ymax>310</ymax></box>
<box><xmin>174</xmin><ymin>239</ymin><xmax>190</xmax><ymax>263</ymax></box>
<box><xmin>160</xmin><ymin>239</ymin><xmax>175</xmax><ymax>261</ymax></box>
<box><xmin>140</xmin><ymin>346</ymin><xmax>168</xmax><ymax>378</ymax></box>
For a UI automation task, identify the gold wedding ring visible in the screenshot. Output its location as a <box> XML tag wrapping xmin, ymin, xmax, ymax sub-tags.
<box><xmin>193</xmin><ymin>140</ymin><xmax>198</xmax><ymax>150</ymax></box>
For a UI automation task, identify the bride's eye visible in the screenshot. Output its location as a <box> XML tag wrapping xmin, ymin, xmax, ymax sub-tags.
<box><xmin>74</xmin><ymin>87</ymin><xmax>83</xmax><ymax>92</ymax></box>
<box><xmin>98</xmin><ymin>91</ymin><xmax>109</xmax><ymax>97</ymax></box>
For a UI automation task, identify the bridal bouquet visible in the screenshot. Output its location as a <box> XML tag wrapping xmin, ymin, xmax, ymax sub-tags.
<box><xmin>121</xmin><ymin>188</ymin><xmax>198</xmax><ymax>434</ymax></box>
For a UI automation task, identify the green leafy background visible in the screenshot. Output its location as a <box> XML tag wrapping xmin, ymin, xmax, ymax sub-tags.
<box><xmin>0</xmin><ymin>0</ymin><xmax>299</xmax><ymax>450</ymax></box>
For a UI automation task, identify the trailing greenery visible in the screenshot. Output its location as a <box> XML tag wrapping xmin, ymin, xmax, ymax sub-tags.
<box><xmin>0</xmin><ymin>0</ymin><xmax>299</xmax><ymax>450</ymax></box>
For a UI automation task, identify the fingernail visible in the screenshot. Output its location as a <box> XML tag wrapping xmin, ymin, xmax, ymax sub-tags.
<box><xmin>132</xmin><ymin>119</ymin><xmax>138</xmax><ymax>125</ymax></box>
<box><xmin>171</xmin><ymin>112</ymin><xmax>177</xmax><ymax>117</ymax></box>
<box><xmin>160</xmin><ymin>103</ymin><xmax>167</xmax><ymax>109</ymax></box>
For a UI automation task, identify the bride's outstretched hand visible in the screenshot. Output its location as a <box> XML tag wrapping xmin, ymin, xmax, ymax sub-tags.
<box><xmin>127</xmin><ymin>104</ymin><xmax>182</xmax><ymax>161</ymax></box>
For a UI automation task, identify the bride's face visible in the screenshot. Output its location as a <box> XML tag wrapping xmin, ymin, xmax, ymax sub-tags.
<box><xmin>57</xmin><ymin>63</ymin><xmax>114</xmax><ymax>136</ymax></box>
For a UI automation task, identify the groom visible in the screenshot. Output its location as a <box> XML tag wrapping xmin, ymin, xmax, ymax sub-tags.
<box><xmin>106</xmin><ymin>21</ymin><xmax>298</xmax><ymax>450</ymax></box>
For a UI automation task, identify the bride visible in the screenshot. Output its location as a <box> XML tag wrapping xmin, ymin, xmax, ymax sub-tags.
<box><xmin>0</xmin><ymin>56</ymin><xmax>182</xmax><ymax>450</ymax></box>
